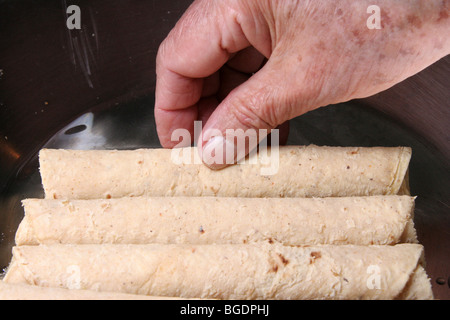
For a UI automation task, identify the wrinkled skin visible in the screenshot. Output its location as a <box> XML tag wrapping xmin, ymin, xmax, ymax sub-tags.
<box><xmin>155</xmin><ymin>0</ymin><xmax>449</xmax><ymax>168</ymax></box>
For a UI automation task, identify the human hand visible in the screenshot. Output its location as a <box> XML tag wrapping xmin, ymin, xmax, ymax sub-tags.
<box><xmin>155</xmin><ymin>0</ymin><xmax>449</xmax><ymax>168</ymax></box>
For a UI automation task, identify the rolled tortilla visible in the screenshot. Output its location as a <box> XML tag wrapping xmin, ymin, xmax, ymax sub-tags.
<box><xmin>0</xmin><ymin>282</ymin><xmax>185</xmax><ymax>300</ymax></box>
<box><xmin>16</xmin><ymin>195</ymin><xmax>417</xmax><ymax>246</ymax></box>
<box><xmin>3</xmin><ymin>243</ymin><xmax>433</xmax><ymax>300</ymax></box>
<box><xmin>39</xmin><ymin>145</ymin><xmax>411</xmax><ymax>200</ymax></box>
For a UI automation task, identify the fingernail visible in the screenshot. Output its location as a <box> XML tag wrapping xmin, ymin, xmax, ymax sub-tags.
<box><xmin>201</xmin><ymin>136</ymin><xmax>236</xmax><ymax>169</ymax></box>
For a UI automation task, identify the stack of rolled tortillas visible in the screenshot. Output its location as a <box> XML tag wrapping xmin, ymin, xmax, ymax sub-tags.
<box><xmin>1</xmin><ymin>145</ymin><xmax>434</xmax><ymax>300</ymax></box>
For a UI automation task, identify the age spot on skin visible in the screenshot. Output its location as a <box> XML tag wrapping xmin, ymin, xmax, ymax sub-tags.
<box><xmin>381</xmin><ymin>10</ymin><xmax>392</xmax><ymax>29</ymax></box>
<box><xmin>315</xmin><ymin>40</ymin><xmax>326</xmax><ymax>51</ymax></box>
<box><xmin>352</xmin><ymin>29</ymin><xmax>366</xmax><ymax>47</ymax></box>
<box><xmin>437</xmin><ymin>9</ymin><xmax>448</xmax><ymax>22</ymax></box>
<box><xmin>437</xmin><ymin>0</ymin><xmax>449</xmax><ymax>22</ymax></box>
<box><xmin>407</xmin><ymin>14</ymin><xmax>423</xmax><ymax>28</ymax></box>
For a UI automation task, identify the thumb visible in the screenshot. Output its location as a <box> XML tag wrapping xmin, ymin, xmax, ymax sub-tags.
<box><xmin>198</xmin><ymin>60</ymin><xmax>300</xmax><ymax>169</ymax></box>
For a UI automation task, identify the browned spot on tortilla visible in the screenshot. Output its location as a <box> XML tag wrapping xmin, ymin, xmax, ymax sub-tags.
<box><xmin>268</xmin><ymin>252</ymin><xmax>289</xmax><ymax>273</ymax></box>
<box><xmin>309</xmin><ymin>251</ymin><xmax>322</xmax><ymax>264</ymax></box>
<box><xmin>209</xmin><ymin>186</ymin><xmax>218</xmax><ymax>194</ymax></box>
<box><xmin>268</xmin><ymin>255</ymin><xmax>279</xmax><ymax>273</ymax></box>
<box><xmin>277</xmin><ymin>253</ymin><xmax>290</xmax><ymax>266</ymax></box>
<box><xmin>332</xmin><ymin>270</ymin><xmax>340</xmax><ymax>276</ymax></box>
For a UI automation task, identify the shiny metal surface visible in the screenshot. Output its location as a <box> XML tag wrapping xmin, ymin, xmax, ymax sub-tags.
<box><xmin>0</xmin><ymin>0</ymin><xmax>448</xmax><ymax>299</ymax></box>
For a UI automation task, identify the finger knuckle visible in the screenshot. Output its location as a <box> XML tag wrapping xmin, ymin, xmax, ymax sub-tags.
<box><xmin>230</xmin><ymin>89</ymin><xmax>279</xmax><ymax>130</ymax></box>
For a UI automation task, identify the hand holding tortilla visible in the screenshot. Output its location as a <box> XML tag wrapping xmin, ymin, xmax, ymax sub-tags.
<box><xmin>154</xmin><ymin>0</ymin><xmax>450</xmax><ymax>167</ymax></box>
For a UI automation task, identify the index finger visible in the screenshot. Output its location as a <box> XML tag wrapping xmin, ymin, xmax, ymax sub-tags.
<box><xmin>154</xmin><ymin>0</ymin><xmax>251</xmax><ymax>147</ymax></box>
